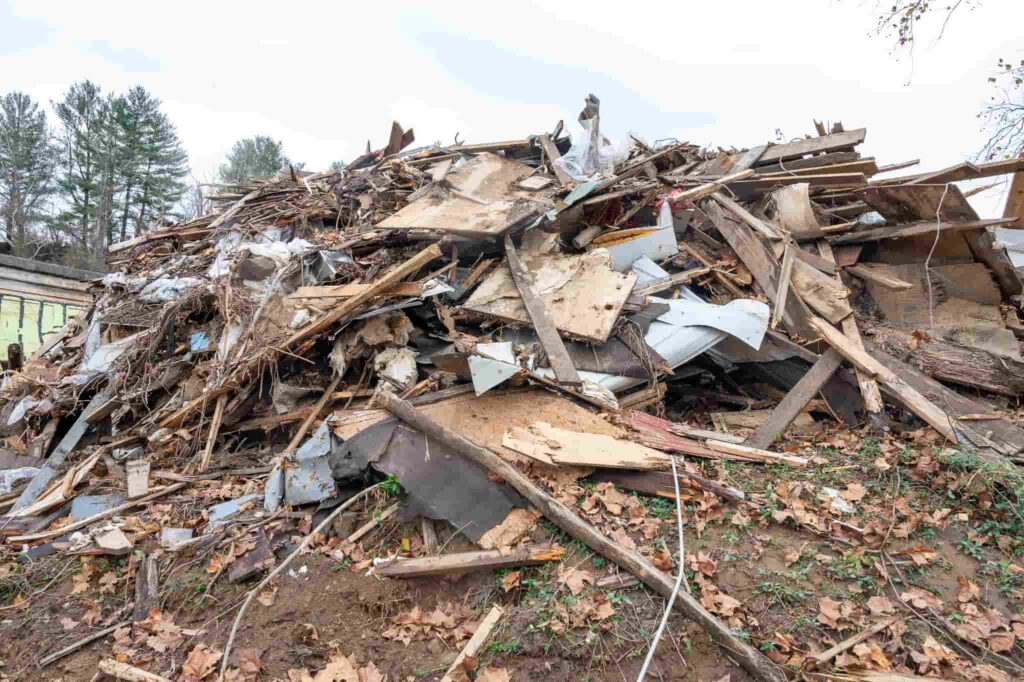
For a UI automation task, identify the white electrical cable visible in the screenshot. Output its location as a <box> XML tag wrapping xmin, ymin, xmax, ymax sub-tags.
<box><xmin>925</xmin><ymin>183</ymin><xmax>951</xmax><ymax>329</ymax></box>
<box><xmin>636</xmin><ymin>455</ymin><xmax>689</xmax><ymax>681</ymax></box>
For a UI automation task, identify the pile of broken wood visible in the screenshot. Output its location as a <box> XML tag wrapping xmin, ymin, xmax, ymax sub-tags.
<box><xmin>3</xmin><ymin>95</ymin><xmax>1024</xmax><ymax>681</ymax></box>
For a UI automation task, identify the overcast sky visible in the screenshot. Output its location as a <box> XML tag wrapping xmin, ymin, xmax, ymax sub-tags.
<box><xmin>2</xmin><ymin>0</ymin><xmax>1022</xmax><ymax>216</ymax></box>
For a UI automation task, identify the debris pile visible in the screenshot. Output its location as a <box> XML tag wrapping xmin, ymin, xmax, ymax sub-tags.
<box><xmin>3</xmin><ymin>99</ymin><xmax>1024</xmax><ymax>681</ymax></box>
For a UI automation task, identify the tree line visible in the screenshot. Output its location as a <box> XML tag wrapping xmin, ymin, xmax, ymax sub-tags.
<box><xmin>0</xmin><ymin>82</ymin><xmax>299</xmax><ymax>270</ymax></box>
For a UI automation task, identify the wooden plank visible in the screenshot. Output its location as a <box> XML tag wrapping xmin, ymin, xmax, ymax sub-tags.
<box><xmin>829</xmin><ymin>217</ymin><xmax>1016</xmax><ymax>245</ymax></box>
<box><xmin>790</xmin><ymin>258</ymin><xmax>852</xmax><ymax>323</ymax></box>
<box><xmin>759</xmin><ymin>158</ymin><xmax>879</xmax><ymax>179</ymax></box>
<box><xmin>632</xmin><ymin>267</ymin><xmax>711</xmax><ymax>297</ymax></box>
<box><xmin>663</xmin><ymin>169</ymin><xmax>755</xmax><ymax>202</ymax></box>
<box><xmin>793</xmin><ymin>246</ymin><xmax>836</xmax><ymax>275</ymax></box>
<box><xmin>733</xmin><ymin>173</ymin><xmax>867</xmax><ymax>194</ymax></box>
<box><xmin>449</xmin><ymin>139</ymin><xmax>532</xmax><ymax>154</ymax></box>
<box><xmin>1003</xmin><ymin>154</ymin><xmax>1024</xmax><ymax>222</ymax></box>
<box><xmin>816</xmin><ymin>240</ymin><xmax>884</xmax><ymax>418</ymax></box>
<box><xmin>284</xmin><ymin>243</ymin><xmax>441</xmax><ymax>349</ymax></box>
<box><xmin>503</xmin><ymin>234</ymin><xmax>580</xmax><ymax>385</ymax></box>
<box><xmin>440</xmin><ymin>606</ymin><xmax>505</xmax><ymax>682</ymax></box>
<box><xmin>538</xmin><ymin>134</ymin><xmax>573</xmax><ymax>186</ymax></box>
<box><xmin>809</xmin><ymin>317</ymin><xmax>956</xmax><ymax>441</ymax></box>
<box><xmin>873</xmin><ymin>157</ymin><xmax>1024</xmax><ymax>186</ymax></box>
<box><xmin>198</xmin><ymin>395</ymin><xmax>227</xmax><ymax>472</ymax></box>
<box><xmin>844</xmin><ymin>264</ymin><xmax>914</xmax><ymax>290</ymax></box>
<box><xmin>746</xmin><ymin>349</ymin><xmax>843</xmax><ymax>449</ymax></box>
<box><xmin>772</xmin><ymin>183</ymin><xmax>825</xmax><ymax>240</ymax></box>
<box><xmin>704</xmin><ymin>201</ymin><xmax>817</xmax><ymax>340</ymax></box>
<box><xmin>287</xmin><ymin>282</ymin><xmax>423</xmax><ymax>301</ymax></box>
<box><xmin>771</xmin><ymin>243</ymin><xmax>796</xmax><ymax>330</ymax></box>
<box><xmin>711</xmin><ymin>192</ymin><xmax>782</xmax><ymax>239</ymax></box>
<box><xmin>756</xmin><ymin>129</ymin><xmax>866</xmax><ymax>164</ymax></box>
<box><xmin>377</xmin><ymin>545</ymin><xmax>563</xmax><ymax>578</ymax></box>
<box><xmin>754</xmin><ymin>151</ymin><xmax>861</xmax><ymax>175</ymax></box>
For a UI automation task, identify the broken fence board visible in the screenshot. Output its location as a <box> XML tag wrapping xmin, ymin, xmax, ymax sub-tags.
<box><xmin>746</xmin><ymin>348</ymin><xmax>843</xmax><ymax>450</ymax></box>
<box><xmin>756</xmin><ymin>129</ymin><xmax>866</xmax><ymax>165</ymax></box>
<box><xmin>503</xmin><ymin>234</ymin><xmax>580</xmax><ymax>385</ymax></box>
<box><xmin>377</xmin><ymin>544</ymin><xmax>563</xmax><ymax>578</ymax></box>
<box><xmin>810</xmin><ymin>317</ymin><xmax>956</xmax><ymax>441</ymax></box>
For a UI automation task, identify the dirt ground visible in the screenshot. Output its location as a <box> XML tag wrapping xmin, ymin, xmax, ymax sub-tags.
<box><xmin>3</xmin><ymin>422</ymin><xmax>1024</xmax><ymax>681</ymax></box>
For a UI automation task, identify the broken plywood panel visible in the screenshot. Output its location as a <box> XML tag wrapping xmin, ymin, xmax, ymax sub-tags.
<box><xmin>464</xmin><ymin>230</ymin><xmax>636</xmax><ymax>343</ymax></box>
<box><xmin>504</xmin><ymin>422</ymin><xmax>670</xmax><ymax>469</ymax></box>
<box><xmin>377</xmin><ymin>153</ymin><xmax>551</xmax><ymax>237</ymax></box>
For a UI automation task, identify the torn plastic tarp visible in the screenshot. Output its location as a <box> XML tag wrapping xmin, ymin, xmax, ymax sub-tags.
<box><xmin>534</xmin><ymin>290</ymin><xmax>768</xmax><ymax>392</ymax></box>
<box><xmin>994</xmin><ymin>227</ymin><xmax>1024</xmax><ymax>268</ymax></box>
<box><xmin>468</xmin><ymin>355</ymin><xmax>522</xmax><ymax>395</ymax></box>
<box><xmin>141</xmin><ymin>276</ymin><xmax>203</xmax><ymax>303</ymax></box>
<box><xmin>0</xmin><ymin>467</ymin><xmax>39</xmax><ymax>495</ymax></box>
<box><xmin>82</xmin><ymin>330</ymin><xmax>148</xmax><ymax>373</ymax></box>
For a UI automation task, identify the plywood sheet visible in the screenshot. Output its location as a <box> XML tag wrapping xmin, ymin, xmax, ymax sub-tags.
<box><xmin>463</xmin><ymin>231</ymin><xmax>636</xmax><ymax>343</ymax></box>
<box><xmin>377</xmin><ymin>153</ymin><xmax>551</xmax><ymax>237</ymax></box>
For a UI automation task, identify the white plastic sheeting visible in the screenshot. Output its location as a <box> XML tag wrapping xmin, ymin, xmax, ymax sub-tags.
<box><xmin>141</xmin><ymin>276</ymin><xmax>204</xmax><ymax>303</ymax></box>
<box><xmin>534</xmin><ymin>291</ymin><xmax>769</xmax><ymax>393</ymax></box>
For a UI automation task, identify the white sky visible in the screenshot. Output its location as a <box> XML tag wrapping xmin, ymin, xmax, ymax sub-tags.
<box><xmin>2</xmin><ymin>0</ymin><xmax>1022</xmax><ymax>216</ymax></box>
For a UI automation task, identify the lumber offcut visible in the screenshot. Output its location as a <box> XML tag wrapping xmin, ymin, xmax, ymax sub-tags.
<box><xmin>380</xmin><ymin>392</ymin><xmax>787</xmax><ymax>682</ymax></box>
<box><xmin>377</xmin><ymin>544</ymin><xmax>563</xmax><ymax>578</ymax></box>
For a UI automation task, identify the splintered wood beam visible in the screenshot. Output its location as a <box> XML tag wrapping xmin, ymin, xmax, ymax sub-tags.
<box><xmin>377</xmin><ymin>545</ymin><xmax>564</xmax><ymax>578</ymax></box>
<box><xmin>828</xmin><ymin>217</ymin><xmax>1016</xmax><ymax>245</ymax></box>
<box><xmin>746</xmin><ymin>348</ymin><xmax>843</xmax><ymax>449</ymax></box>
<box><xmin>757</xmin><ymin>128</ymin><xmax>866</xmax><ymax>165</ymax></box>
<box><xmin>704</xmin><ymin>200</ymin><xmax>817</xmax><ymax>340</ymax></box>
<box><xmin>198</xmin><ymin>394</ymin><xmax>227</xmax><ymax>473</ymax></box>
<box><xmin>711</xmin><ymin>192</ymin><xmax>782</xmax><ymax>239</ymax></box>
<box><xmin>844</xmin><ymin>265</ymin><xmax>914</xmax><ymax>290</ymax></box>
<box><xmin>538</xmin><ymin>134</ymin><xmax>573</xmax><ymax>186</ymax></box>
<box><xmin>286</xmin><ymin>243</ymin><xmax>442</xmax><ymax>349</ymax></box>
<box><xmin>816</xmin><ymin>240</ymin><xmax>884</xmax><ymax>418</ymax></box>
<box><xmin>440</xmin><ymin>606</ymin><xmax>505</xmax><ymax>682</ymax></box>
<box><xmin>809</xmin><ymin>317</ymin><xmax>956</xmax><ymax>441</ymax></box>
<box><xmin>771</xmin><ymin>243</ymin><xmax>796</xmax><ymax>330</ymax></box>
<box><xmin>503</xmin><ymin>234</ymin><xmax>580</xmax><ymax>385</ymax></box>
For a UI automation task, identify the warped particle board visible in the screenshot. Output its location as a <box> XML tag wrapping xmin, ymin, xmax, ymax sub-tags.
<box><xmin>377</xmin><ymin>152</ymin><xmax>551</xmax><ymax>237</ymax></box>
<box><xmin>754</xmin><ymin>152</ymin><xmax>862</xmax><ymax>175</ymax></box>
<box><xmin>463</xmin><ymin>231</ymin><xmax>636</xmax><ymax>343</ymax></box>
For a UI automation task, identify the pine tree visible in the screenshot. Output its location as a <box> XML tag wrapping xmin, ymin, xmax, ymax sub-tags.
<box><xmin>0</xmin><ymin>92</ymin><xmax>55</xmax><ymax>255</ymax></box>
<box><xmin>53</xmin><ymin>81</ymin><xmax>108</xmax><ymax>264</ymax></box>
<box><xmin>219</xmin><ymin>136</ymin><xmax>288</xmax><ymax>184</ymax></box>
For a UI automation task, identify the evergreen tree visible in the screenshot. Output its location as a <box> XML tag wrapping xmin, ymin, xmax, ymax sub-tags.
<box><xmin>0</xmin><ymin>92</ymin><xmax>55</xmax><ymax>255</ymax></box>
<box><xmin>219</xmin><ymin>136</ymin><xmax>288</xmax><ymax>184</ymax></box>
<box><xmin>52</xmin><ymin>80</ymin><xmax>108</xmax><ymax>263</ymax></box>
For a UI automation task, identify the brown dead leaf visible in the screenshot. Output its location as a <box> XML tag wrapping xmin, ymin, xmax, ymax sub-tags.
<box><xmin>610</xmin><ymin>527</ymin><xmax>636</xmax><ymax>551</ymax></box>
<box><xmin>256</xmin><ymin>587</ymin><xmax>277</xmax><ymax>607</ymax></box>
<box><xmin>784</xmin><ymin>552</ymin><xmax>801</xmax><ymax>567</ymax></box>
<box><xmin>501</xmin><ymin>570</ymin><xmax>521</xmax><ymax>593</ymax></box>
<box><xmin>652</xmin><ymin>549</ymin><xmax>673</xmax><ymax>571</ymax></box>
<box><xmin>558</xmin><ymin>566</ymin><xmax>595</xmax><ymax>596</ymax></box>
<box><xmin>358</xmin><ymin>661</ymin><xmax>385</xmax><ymax>682</ymax></box>
<box><xmin>989</xmin><ymin>631</ymin><xmax>1015</xmax><ymax>653</ymax></box>
<box><xmin>592</xmin><ymin>593</ymin><xmax>615</xmax><ymax>621</ymax></box>
<box><xmin>866</xmin><ymin>596</ymin><xmax>895</xmax><ymax>616</ymax></box>
<box><xmin>312</xmin><ymin>653</ymin><xmax>359</xmax><ymax>681</ymax></box>
<box><xmin>60</xmin><ymin>617</ymin><xmax>78</xmax><ymax>631</ymax></box>
<box><xmin>841</xmin><ymin>483</ymin><xmax>867</xmax><ymax>502</ymax></box>
<box><xmin>236</xmin><ymin>648</ymin><xmax>264</xmax><ymax>680</ymax></box>
<box><xmin>181</xmin><ymin>644</ymin><xmax>222</xmax><ymax>681</ymax></box>
<box><xmin>958</xmin><ymin>575</ymin><xmax>981</xmax><ymax>603</ymax></box>
<box><xmin>817</xmin><ymin>596</ymin><xmax>844</xmax><ymax>629</ymax></box>
<box><xmin>98</xmin><ymin>571</ymin><xmax>119</xmax><ymax>594</ymax></box>
<box><xmin>901</xmin><ymin>587</ymin><xmax>943</xmax><ymax>610</ymax></box>
<box><xmin>476</xmin><ymin>668</ymin><xmax>511</xmax><ymax>682</ymax></box>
